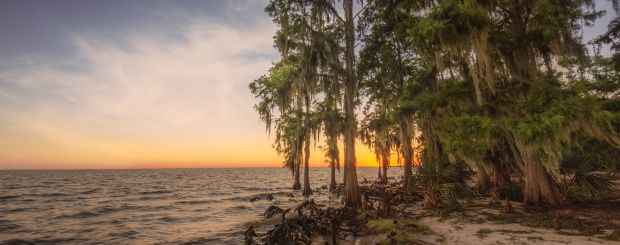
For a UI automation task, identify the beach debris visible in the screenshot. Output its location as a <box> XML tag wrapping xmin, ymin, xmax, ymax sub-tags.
<box><xmin>263</xmin><ymin>205</ymin><xmax>289</xmax><ymax>219</ymax></box>
<box><xmin>250</xmin><ymin>196</ymin><xmax>261</xmax><ymax>202</ymax></box>
<box><xmin>249</xmin><ymin>197</ymin><xmax>360</xmax><ymax>244</ymax></box>
<box><xmin>502</xmin><ymin>198</ymin><xmax>515</xmax><ymax>213</ymax></box>
<box><xmin>250</xmin><ymin>193</ymin><xmax>276</xmax><ymax>202</ymax></box>
<box><xmin>245</xmin><ymin>226</ymin><xmax>259</xmax><ymax>245</ymax></box>
<box><xmin>247</xmin><ymin>178</ymin><xmax>424</xmax><ymax>244</ymax></box>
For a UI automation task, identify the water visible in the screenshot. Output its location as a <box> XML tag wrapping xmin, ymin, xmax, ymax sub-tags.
<box><xmin>0</xmin><ymin>167</ymin><xmax>393</xmax><ymax>244</ymax></box>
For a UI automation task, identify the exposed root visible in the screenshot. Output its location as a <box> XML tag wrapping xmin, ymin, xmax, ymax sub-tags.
<box><xmin>246</xmin><ymin>178</ymin><xmax>424</xmax><ymax>244</ymax></box>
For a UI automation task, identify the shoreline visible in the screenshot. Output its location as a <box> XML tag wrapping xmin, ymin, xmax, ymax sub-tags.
<box><xmin>246</xmin><ymin>178</ymin><xmax>620</xmax><ymax>245</ymax></box>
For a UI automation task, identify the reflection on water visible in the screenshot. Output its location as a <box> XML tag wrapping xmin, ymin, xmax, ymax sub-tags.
<box><xmin>0</xmin><ymin>167</ymin><xmax>394</xmax><ymax>244</ymax></box>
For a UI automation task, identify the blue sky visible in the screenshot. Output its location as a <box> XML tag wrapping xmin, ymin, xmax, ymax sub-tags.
<box><xmin>0</xmin><ymin>0</ymin><xmax>616</xmax><ymax>169</ymax></box>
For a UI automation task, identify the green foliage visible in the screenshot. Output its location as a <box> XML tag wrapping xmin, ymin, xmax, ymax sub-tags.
<box><xmin>414</xmin><ymin>158</ymin><xmax>472</xmax><ymax>208</ymax></box>
<box><xmin>255</xmin><ymin>0</ymin><xmax>620</xmax><ymax>208</ymax></box>
<box><xmin>367</xmin><ymin>218</ymin><xmax>430</xmax><ymax>245</ymax></box>
<box><xmin>409</xmin><ymin>0</ymin><xmax>489</xmax><ymax>48</ymax></box>
<box><xmin>513</xmin><ymin>112</ymin><xmax>566</xmax><ymax>144</ymax></box>
<box><xmin>366</xmin><ymin>219</ymin><xmax>397</xmax><ymax>232</ymax></box>
<box><xmin>475</xmin><ymin>228</ymin><xmax>492</xmax><ymax>239</ymax></box>
<box><xmin>438</xmin><ymin>115</ymin><xmax>498</xmax><ymax>159</ymax></box>
<box><xmin>558</xmin><ymin>142</ymin><xmax>619</xmax><ymax>203</ymax></box>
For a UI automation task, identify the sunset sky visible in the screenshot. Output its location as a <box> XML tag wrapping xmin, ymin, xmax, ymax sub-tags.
<box><xmin>0</xmin><ymin>0</ymin><xmax>614</xmax><ymax>169</ymax></box>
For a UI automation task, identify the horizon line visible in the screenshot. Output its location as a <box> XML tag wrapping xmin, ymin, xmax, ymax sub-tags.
<box><xmin>0</xmin><ymin>165</ymin><xmax>401</xmax><ymax>171</ymax></box>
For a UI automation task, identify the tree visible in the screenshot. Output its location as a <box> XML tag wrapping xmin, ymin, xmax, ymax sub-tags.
<box><xmin>400</xmin><ymin>0</ymin><xmax>620</xmax><ymax>206</ymax></box>
<box><xmin>359</xmin><ymin>111</ymin><xmax>397</xmax><ymax>183</ymax></box>
<box><xmin>358</xmin><ymin>0</ymin><xmax>420</xmax><ymax>190</ymax></box>
<box><xmin>260</xmin><ymin>0</ymin><xmax>361</xmax><ymax>202</ymax></box>
<box><xmin>250</xmin><ymin>57</ymin><xmax>304</xmax><ymax>190</ymax></box>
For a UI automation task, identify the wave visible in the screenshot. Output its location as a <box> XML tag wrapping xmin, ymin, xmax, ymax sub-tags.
<box><xmin>111</xmin><ymin>229</ymin><xmax>140</xmax><ymax>238</ymax></box>
<box><xmin>0</xmin><ymin>195</ymin><xmax>20</xmax><ymax>200</ymax></box>
<box><xmin>1</xmin><ymin>238</ymin><xmax>79</xmax><ymax>245</ymax></box>
<box><xmin>223</xmin><ymin>205</ymin><xmax>251</xmax><ymax>212</ymax></box>
<box><xmin>0</xmin><ymin>168</ymin><xmax>386</xmax><ymax>244</ymax></box>
<box><xmin>139</xmin><ymin>190</ymin><xmax>175</xmax><ymax>195</ymax></box>
<box><xmin>0</xmin><ymin>220</ymin><xmax>22</xmax><ymax>233</ymax></box>
<box><xmin>31</xmin><ymin>192</ymin><xmax>68</xmax><ymax>197</ymax></box>
<box><xmin>224</xmin><ymin>191</ymin><xmax>294</xmax><ymax>202</ymax></box>
<box><xmin>174</xmin><ymin>199</ymin><xmax>222</xmax><ymax>205</ymax></box>
<box><xmin>58</xmin><ymin>210</ymin><xmax>100</xmax><ymax>219</ymax></box>
<box><xmin>8</xmin><ymin>207</ymin><xmax>35</xmax><ymax>212</ymax></box>
<box><xmin>80</xmin><ymin>188</ymin><xmax>100</xmax><ymax>195</ymax></box>
<box><xmin>157</xmin><ymin>216</ymin><xmax>178</xmax><ymax>223</ymax></box>
<box><xmin>56</xmin><ymin>204</ymin><xmax>132</xmax><ymax>219</ymax></box>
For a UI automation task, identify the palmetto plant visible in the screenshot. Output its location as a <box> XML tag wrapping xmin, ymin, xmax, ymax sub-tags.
<box><xmin>414</xmin><ymin>159</ymin><xmax>472</xmax><ymax>208</ymax></box>
<box><xmin>558</xmin><ymin>149</ymin><xmax>617</xmax><ymax>205</ymax></box>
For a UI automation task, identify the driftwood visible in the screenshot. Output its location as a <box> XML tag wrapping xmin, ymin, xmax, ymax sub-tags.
<box><xmin>264</xmin><ymin>205</ymin><xmax>290</xmax><ymax>219</ymax></box>
<box><xmin>245</xmin><ymin>178</ymin><xmax>423</xmax><ymax>245</ymax></box>
<box><xmin>250</xmin><ymin>193</ymin><xmax>275</xmax><ymax>202</ymax></box>
<box><xmin>502</xmin><ymin>198</ymin><xmax>515</xmax><ymax>213</ymax></box>
<box><xmin>245</xmin><ymin>226</ymin><xmax>259</xmax><ymax>245</ymax></box>
<box><xmin>246</xmin><ymin>199</ymin><xmax>357</xmax><ymax>245</ymax></box>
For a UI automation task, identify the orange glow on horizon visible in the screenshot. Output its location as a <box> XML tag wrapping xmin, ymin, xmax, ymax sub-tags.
<box><xmin>0</xmin><ymin>137</ymin><xmax>396</xmax><ymax>169</ymax></box>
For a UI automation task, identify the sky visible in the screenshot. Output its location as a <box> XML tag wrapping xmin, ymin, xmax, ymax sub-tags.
<box><xmin>0</xmin><ymin>0</ymin><xmax>616</xmax><ymax>170</ymax></box>
<box><xmin>0</xmin><ymin>0</ymin><xmax>380</xmax><ymax>169</ymax></box>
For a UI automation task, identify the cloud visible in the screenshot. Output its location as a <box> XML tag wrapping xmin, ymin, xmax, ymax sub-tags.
<box><xmin>0</xmin><ymin>7</ymin><xmax>280</xmax><ymax>167</ymax></box>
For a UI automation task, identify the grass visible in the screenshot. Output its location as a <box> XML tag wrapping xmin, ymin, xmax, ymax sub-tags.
<box><xmin>401</xmin><ymin>219</ymin><xmax>433</xmax><ymax>234</ymax></box>
<box><xmin>604</xmin><ymin>229</ymin><xmax>620</xmax><ymax>241</ymax></box>
<box><xmin>527</xmin><ymin>236</ymin><xmax>544</xmax><ymax>241</ymax></box>
<box><xmin>483</xmin><ymin>212</ymin><xmax>605</xmax><ymax>236</ymax></box>
<box><xmin>475</xmin><ymin>228</ymin><xmax>492</xmax><ymax>239</ymax></box>
<box><xmin>392</xmin><ymin>232</ymin><xmax>418</xmax><ymax>244</ymax></box>
<box><xmin>495</xmin><ymin>229</ymin><xmax>536</xmax><ymax>234</ymax></box>
<box><xmin>367</xmin><ymin>218</ymin><xmax>435</xmax><ymax>244</ymax></box>
<box><xmin>475</xmin><ymin>228</ymin><xmax>535</xmax><ymax>239</ymax></box>
<box><xmin>366</xmin><ymin>219</ymin><xmax>397</xmax><ymax>232</ymax></box>
<box><xmin>356</xmin><ymin>209</ymin><xmax>379</xmax><ymax>221</ymax></box>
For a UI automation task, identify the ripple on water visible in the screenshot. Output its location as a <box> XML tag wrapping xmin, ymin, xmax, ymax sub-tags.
<box><xmin>80</xmin><ymin>188</ymin><xmax>100</xmax><ymax>195</ymax></box>
<box><xmin>0</xmin><ymin>168</ymin><xmax>388</xmax><ymax>244</ymax></box>
<box><xmin>57</xmin><ymin>204</ymin><xmax>133</xmax><ymax>219</ymax></box>
<box><xmin>174</xmin><ymin>199</ymin><xmax>222</xmax><ymax>205</ymax></box>
<box><xmin>0</xmin><ymin>195</ymin><xmax>20</xmax><ymax>200</ymax></box>
<box><xmin>139</xmin><ymin>190</ymin><xmax>175</xmax><ymax>195</ymax></box>
<box><xmin>0</xmin><ymin>220</ymin><xmax>22</xmax><ymax>233</ymax></box>
<box><xmin>107</xmin><ymin>229</ymin><xmax>140</xmax><ymax>240</ymax></box>
<box><xmin>2</xmin><ymin>237</ymin><xmax>80</xmax><ymax>245</ymax></box>
<box><xmin>157</xmin><ymin>216</ymin><xmax>178</xmax><ymax>223</ymax></box>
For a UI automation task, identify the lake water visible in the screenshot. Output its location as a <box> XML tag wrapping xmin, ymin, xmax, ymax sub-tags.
<box><xmin>0</xmin><ymin>167</ymin><xmax>395</xmax><ymax>244</ymax></box>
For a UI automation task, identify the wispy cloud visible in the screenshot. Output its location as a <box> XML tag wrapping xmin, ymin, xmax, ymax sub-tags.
<box><xmin>0</xmin><ymin>6</ymin><xmax>280</xmax><ymax>167</ymax></box>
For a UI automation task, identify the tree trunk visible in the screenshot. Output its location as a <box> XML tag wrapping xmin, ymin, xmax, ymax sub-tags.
<box><xmin>523</xmin><ymin>151</ymin><xmax>558</xmax><ymax>207</ymax></box>
<box><xmin>330</xmin><ymin>159</ymin><xmax>337</xmax><ymax>191</ymax></box>
<box><xmin>377</xmin><ymin>157</ymin><xmax>382</xmax><ymax>179</ymax></box>
<box><xmin>381</xmin><ymin>149</ymin><xmax>389</xmax><ymax>183</ymax></box>
<box><xmin>302</xmin><ymin>96</ymin><xmax>312</xmax><ymax>196</ymax></box>
<box><xmin>399</xmin><ymin>117</ymin><xmax>414</xmax><ymax>191</ymax></box>
<box><xmin>293</xmin><ymin>157</ymin><xmax>301</xmax><ymax>190</ymax></box>
<box><xmin>293</xmin><ymin>162</ymin><xmax>301</xmax><ymax>190</ymax></box>
<box><xmin>343</xmin><ymin>0</ymin><xmax>360</xmax><ymax>209</ymax></box>
<box><xmin>492</xmin><ymin>164</ymin><xmax>511</xmax><ymax>189</ymax></box>
<box><xmin>302</xmin><ymin>142</ymin><xmax>312</xmax><ymax>196</ymax></box>
<box><xmin>476</xmin><ymin>166</ymin><xmax>491</xmax><ymax>193</ymax></box>
<box><xmin>343</xmin><ymin>157</ymin><xmax>347</xmax><ymax>185</ymax></box>
<box><xmin>293</xmin><ymin>138</ymin><xmax>302</xmax><ymax>190</ymax></box>
<box><xmin>329</xmin><ymin>129</ymin><xmax>338</xmax><ymax>192</ymax></box>
<box><xmin>302</xmin><ymin>139</ymin><xmax>312</xmax><ymax>196</ymax></box>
